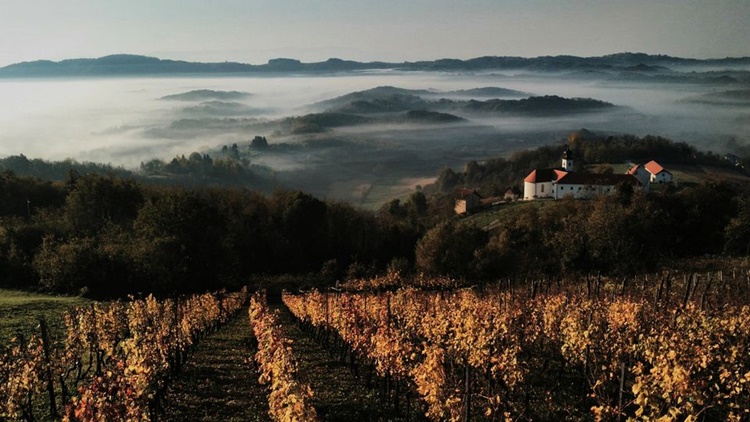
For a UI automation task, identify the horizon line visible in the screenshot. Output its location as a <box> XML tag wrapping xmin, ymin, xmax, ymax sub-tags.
<box><xmin>4</xmin><ymin>51</ymin><xmax>750</xmax><ymax>68</ymax></box>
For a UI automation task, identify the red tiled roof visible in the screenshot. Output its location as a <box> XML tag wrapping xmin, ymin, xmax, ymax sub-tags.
<box><xmin>524</xmin><ymin>168</ymin><xmax>564</xmax><ymax>183</ymax></box>
<box><xmin>644</xmin><ymin>160</ymin><xmax>670</xmax><ymax>175</ymax></box>
<box><xmin>556</xmin><ymin>172</ymin><xmax>641</xmax><ymax>186</ymax></box>
<box><xmin>626</xmin><ymin>164</ymin><xmax>641</xmax><ymax>175</ymax></box>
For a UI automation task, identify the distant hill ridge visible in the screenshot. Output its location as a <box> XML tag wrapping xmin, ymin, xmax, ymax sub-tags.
<box><xmin>2</xmin><ymin>53</ymin><xmax>750</xmax><ymax>77</ymax></box>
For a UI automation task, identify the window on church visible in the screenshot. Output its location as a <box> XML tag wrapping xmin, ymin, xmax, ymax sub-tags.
<box><xmin>541</xmin><ymin>184</ymin><xmax>545</xmax><ymax>193</ymax></box>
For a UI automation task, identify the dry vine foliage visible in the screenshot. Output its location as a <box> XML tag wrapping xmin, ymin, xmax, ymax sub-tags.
<box><xmin>249</xmin><ymin>292</ymin><xmax>318</xmax><ymax>422</ymax></box>
<box><xmin>1</xmin><ymin>288</ymin><xmax>249</xmax><ymax>422</ymax></box>
<box><xmin>284</xmin><ymin>274</ymin><xmax>750</xmax><ymax>421</ymax></box>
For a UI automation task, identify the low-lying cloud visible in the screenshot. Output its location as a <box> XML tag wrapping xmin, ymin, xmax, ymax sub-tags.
<box><xmin>0</xmin><ymin>70</ymin><xmax>747</xmax><ymax>206</ymax></box>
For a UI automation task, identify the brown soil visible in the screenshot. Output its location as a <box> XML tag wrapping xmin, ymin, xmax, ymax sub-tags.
<box><xmin>162</xmin><ymin>312</ymin><xmax>270</xmax><ymax>422</ymax></box>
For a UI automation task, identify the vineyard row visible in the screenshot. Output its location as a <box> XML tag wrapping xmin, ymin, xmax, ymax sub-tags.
<box><xmin>248</xmin><ymin>292</ymin><xmax>318</xmax><ymax>422</ymax></box>
<box><xmin>0</xmin><ymin>288</ymin><xmax>249</xmax><ymax>422</ymax></box>
<box><xmin>283</xmin><ymin>286</ymin><xmax>750</xmax><ymax>421</ymax></box>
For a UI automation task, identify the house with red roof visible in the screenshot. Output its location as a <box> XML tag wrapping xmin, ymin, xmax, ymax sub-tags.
<box><xmin>627</xmin><ymin>160</ymin><xmax>672</xmax><ymax>187</ymax></box>
<box><xmin>626</xmin><ymin>164</ymin><xmax>651</xmax><ymax>189</ymax></box>
<box><xmin>523</xmin><ymin>147</ymin><xmax>642</xmax><ymax>200</ymax></box>
<box><xmin>643</xmin><ymin>160</ymin><xmax>673</xmax><ymax>184</ymax></box>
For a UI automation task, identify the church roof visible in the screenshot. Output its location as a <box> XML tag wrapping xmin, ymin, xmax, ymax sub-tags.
<box><xmin>524</xmin><ymin>168</ymin><xmax>566</xmax><ymax>183</ymax></box>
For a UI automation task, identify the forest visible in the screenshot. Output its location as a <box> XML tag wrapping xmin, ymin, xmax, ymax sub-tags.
<box><xmin>0</xmin><ymin>132</ymin><xmax>749</xmax><ymax>298</ymax></box>
<box><xmin>2</xmin><ymin>133</ymin><xmax>750</xmax><ymax>422</ymax></box>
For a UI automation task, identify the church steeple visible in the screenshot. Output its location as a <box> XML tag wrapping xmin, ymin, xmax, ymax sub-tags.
<box><xmin>562</xmin><ymin>146</ymin><xmax>573</xmax><ymax>172</ymax></box>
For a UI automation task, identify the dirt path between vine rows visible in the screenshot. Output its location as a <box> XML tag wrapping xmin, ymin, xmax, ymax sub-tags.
<box><xmin>162</xmin><ymin>303</ymin><xmax>412</xmax><ymax>421</ymax></box>
<box><xmin>163</xmin><ymin>312</ymin><xmax>270</xmax><ymax>422</ymax></box>
<box><xmin>271</xmin><ymin>303</ymin><xmax>401</xmax><ymax>422</ymax></box>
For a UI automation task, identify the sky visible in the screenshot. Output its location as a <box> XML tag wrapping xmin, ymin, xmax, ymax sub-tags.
<box><xmin>1</xmin><ymin>0</ymin><xmax>749</xmax><ymax>67</ymax></box>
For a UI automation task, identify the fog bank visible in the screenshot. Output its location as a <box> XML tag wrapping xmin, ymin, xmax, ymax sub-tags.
<box><xmin>0</xmin><ymin>70</ymin><xmax>747</xmax><ymax>207</ymax></box>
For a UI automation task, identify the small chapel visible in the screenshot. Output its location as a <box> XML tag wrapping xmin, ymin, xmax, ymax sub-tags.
<box><xmin>523</xmin><ymin>147</ymin><xmax>642</xmax><ymax>200</ymax></box>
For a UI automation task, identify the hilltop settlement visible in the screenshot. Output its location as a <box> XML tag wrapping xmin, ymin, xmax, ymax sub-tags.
<box><xmin>456</xmin><ymin>146</ymin><xmax>674</xmax><ymax>214</ymax></box>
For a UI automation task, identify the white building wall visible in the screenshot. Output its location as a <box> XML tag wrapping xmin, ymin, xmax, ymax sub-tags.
<box><xmin>527</xmin><ymin>178</ymin><xmax>639</xmax><ymax>200</ymax></box>
<box><xmin>631</xmin><ymin>168</ymin><xmax>651</xmax><ymax>191</ymax></box>
<box><xmin>651</xmin><ymin>172</ymin><xmax>673</xmax><ymax>184</ymax></box>
<box><xmin>556</xmin><ymin>184</ymin><xmax>617</xmax><ymax>199</ymax></box>
<box><xmin>524</xmin><ymin>181</ymin><xmax>554</xmax><ymax>200</ymax></box>
<box><xmin>454</xmin><ymin>199</ymin><xmax>467</xmax><ymax>214</ymax></box>
<box><xmin>523</xmin><ymin>182</ymin><xmax>535</xmax><ymax>200</ymax></box>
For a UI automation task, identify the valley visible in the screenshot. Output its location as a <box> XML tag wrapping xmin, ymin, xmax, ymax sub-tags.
<box><xmin>1</xmin><ymin>55</ymin><xmax>748</xmax><ymax>208</ymax></box>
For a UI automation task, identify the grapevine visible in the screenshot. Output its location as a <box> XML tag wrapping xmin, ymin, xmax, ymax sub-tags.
<box><xmin>248</xmin><ymin>292</ymin><xmax>318</xmax><ymax>422</ymax></box>
<box><xmin>283</xmin><ymin>276</ymin><xmax>750</xmax><ymax>421</ymax></box>
<box><xmin>0</xmin><ymin>287</ymin><xmax>249</xmax><ymax>421</ymax></box>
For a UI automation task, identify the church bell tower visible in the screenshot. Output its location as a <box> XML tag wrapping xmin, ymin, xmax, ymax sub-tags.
<box><xmin>562</xmin><ymin>146</ymin><xmax>573</xmax><ymax>172</ymax></box>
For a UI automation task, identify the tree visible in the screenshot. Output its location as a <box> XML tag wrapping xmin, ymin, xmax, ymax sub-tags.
<box><xmin>214</xmin><ymin>188</ymin><xmax>275</xmax><ymax>276</ymax></box>
<box><xmin>382</xmin><ymin>199</ymin><xmax>406</xmax><ymax>219</ymax></box>
<box><xmin>229</xmin><ymin>143</ymin><xmax>240</xmax><ymax>160</ymax></box>
<box><xmin>407</xmin><ymin>191</ymin><xmax>428</xmax><ymax>216</ymax></box>
<box><xmin>326</xmin><ymin>201</ymin><xmax>381</xmax><ymax>270</ymax></box>
<box><xmin>133</xmin><ymin>190</ymin><xmax>229</xmax><ymax>293</ymax></box>
<box><xmin>250</xmin><ymin>136</ymin><xmax>269</xmax><ymax>150</ymax></box>
<box><xmin>33</xmin><ymin>236</ymin><xmax>97</xmax><ymax>294</ymax></box>
<box><xmin>319</xmin><ymin>259</ymin><xmax>342</xmax><ymax>284</ymax></box>
<box><xmin>465</xmin><ymin>160</ymin><xmax>482</xmax><ymax>183</ymax></box>
<box><xmin>584</xmin><ymin>196</ymin><xmax>638</xmax><ymax>274</ymax></box>
<box><xmin>0</xmin><ymin>171</ymin><xmax>65</xmax><ymax>218</ymax></box>
<box><xmin>415</xmin><ymin>221</ymin><xmax>487</xmax><ymax>278</ymax></box>
<box><xmin>436</xmin><ymin>167</ymin><xmax>460</xmax><ymax>192</ymax></box>
<box><xmin>64</xmin><ymin>174</ymin><xmax>143</xmax><ymax>234</ymax></box>
<box><xmin>545</xmin><ymin>199</ymin><xmax>591</xmax><ymax>274</ymax></box>
<box><xmin>675</xmin><ymin>181</ymin><xmax>736</xmax><ymax>255</ymax></box>
<box><xmin>724</xmin><ymin>195</ymin><xmax>750</xmax><ymax>255</ymax></box>
<box><xmin>0</xmin><ymin>219</ymin><xmax>46</xmax><ymax>288</ymax></box>
<box><xmin>272</xmin><ymin>191</ymin><xmax>328</xmax><ymax>272</ymax></box>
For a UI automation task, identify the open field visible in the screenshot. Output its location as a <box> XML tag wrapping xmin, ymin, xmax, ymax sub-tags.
<box><xmin>0</xmin><ymin>289</ymin><xmax>89</xmax><ymax>343</ymax></box>
<box><xmin>670</xmin><ymin>163</ymin><xmax>750</xmax><ymax>186</ymax></box>
<box><xmin>459</xmin><ymin>199</ymin><xmax>548</xmax><ymax>231</ymax></box>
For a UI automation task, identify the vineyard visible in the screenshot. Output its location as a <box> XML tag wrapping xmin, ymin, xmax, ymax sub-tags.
<box><xmin>2</xmin><ymin>270</ymin><xmax>750</xmax><ymax>421</ymax></box>
<box><xmin>282</xmin><ymin>270</ymin><xmax>750</xmax><ymax>421</ymax></box>
<box><xmin>0</xmin><ymin>288</ymin><xmax>250</xmax><ymax>421</ymax></box>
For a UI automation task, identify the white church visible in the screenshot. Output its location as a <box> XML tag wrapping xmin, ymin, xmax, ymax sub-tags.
<box><xmin>523</xmin><ymin>147</ymin><xmax>644</xmax><ymax>200</ymax></box>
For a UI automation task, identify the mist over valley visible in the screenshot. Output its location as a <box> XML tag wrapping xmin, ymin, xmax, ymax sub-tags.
<box><xmin>4</xmin><ymin>3</ymin><xmax>750</xmax><ymax>419</ymax></box>
<box><xmin>1</xmin><ymin>55</ymin><xmax>748</xmax><ymax>207</ymax></box>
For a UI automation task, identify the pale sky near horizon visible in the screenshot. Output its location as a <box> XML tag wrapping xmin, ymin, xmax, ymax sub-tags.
<box><xmin>1</xmin><ymin>0</ymin><xmax>749</xmax><ymax>67</ymax></box>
